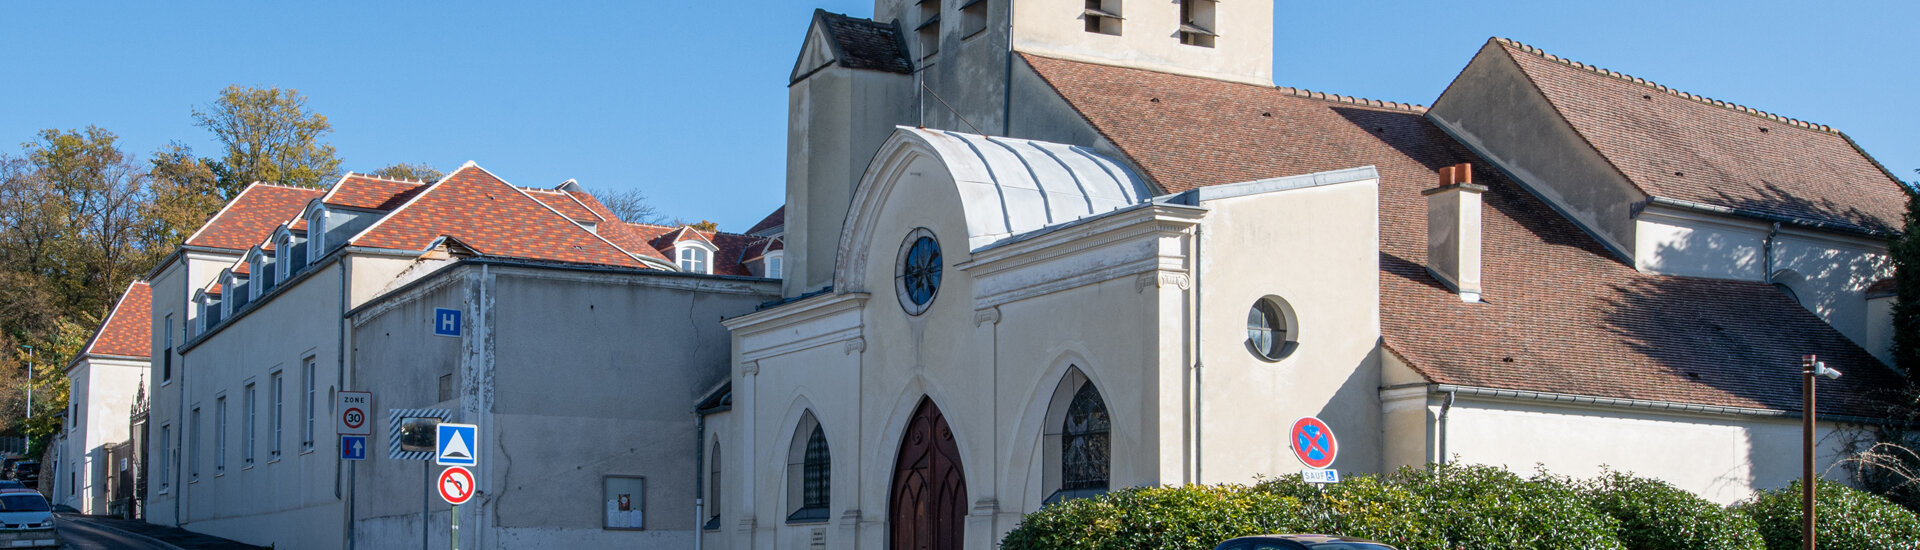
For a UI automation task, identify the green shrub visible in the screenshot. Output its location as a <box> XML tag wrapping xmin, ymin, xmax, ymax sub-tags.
<box><xmin>1738</xmin><ymin>479</ymin><xmax>1920</xmax><ymax>550</ymax></box>
<box><xmin>1389</xmin><ymin>463</ymin><xmax>1623</xmax><ymax>550</ymax></box>
<box><xmin>1580</xmin><ymin>469</ymin><xmax>1764</xmax><ymax>550</ymax></box>
<box><xmin>1254</xmin><ymin>475</ymin><xmax>1447</xmax><ymax>550</ymax></box>
<box><xmin>998</xmin><ymin>484</ymin><xmax>1312</xmax><ymax>550</ymax></box>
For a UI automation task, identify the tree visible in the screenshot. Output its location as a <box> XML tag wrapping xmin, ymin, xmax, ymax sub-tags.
<box><xmin>144</xmin><ymin>142</ymin><xmax>224</xmax><ymax>257</ymax></box>
<box><xmin>369</xmin><ymin>162</ymin><xmax>441</xmax><ymax>182</ymax></box>
<box><xmin>591</xmin><ymin>187</ymin><xmax>664</xmax><ymax>224</ymax></box>
<box><xmin>193</xmin><ymin>85</ymin><xmax>341</xmax><ymax>195</ymax></box>
<box><xmin>1894</xmin><ymin>170</ymin><xmax>1920</xmax><ymax>379</ymax></box>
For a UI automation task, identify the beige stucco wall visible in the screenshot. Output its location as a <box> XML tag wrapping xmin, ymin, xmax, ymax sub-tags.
<box><xmin>146</xmin><ymin>249</ymin><xmax>241</xmax><ymax>528</ymax></box>
<box><xmin>1634</xmin><ymin>204</ymin><xmax>1892</xmax><ymax>356</ymax></box>
<box><xmin>349</xmin><ymin>263</ymin><xmax>777</xmax><ymax>550</ymax></box>
<box><xmin>996</xmin><ymin>0</ymin><xmax>1272</xmax><ymax>86</ymax></box>
<box><xmin>1427</xmin><ymin>41</ymin><xmax>1643</xmax><ymax>259</ymax></box>
<box><xmin>784</xmin><ymin>58</ymin><xmax>916</xmax><ymax>298</ymax></box>
<box><xmin>63</xmin><ymin>357</ymin><xmax>147</xmax><ymax>515</ymax></box>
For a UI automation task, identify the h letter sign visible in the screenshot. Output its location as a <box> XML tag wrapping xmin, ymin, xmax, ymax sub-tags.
<box><xmin>434</xmin><ymin>308</ymin><xmax>462</xmax><ymax>337</ymax></box>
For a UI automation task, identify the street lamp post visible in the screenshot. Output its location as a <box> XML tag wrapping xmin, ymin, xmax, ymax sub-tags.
<box><xmin>19</xmin><ymin>345</ymin><xmax>32</xmax><ymax>421</ymax></box>
<box><xmin>1802</xmin><ymin>354</ymin><xmax>1842</xmax><ymax>550</ymax></box>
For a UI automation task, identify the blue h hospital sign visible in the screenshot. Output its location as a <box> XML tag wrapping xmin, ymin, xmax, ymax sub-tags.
<box><xmin>434</xmin><ymin>308</ymin><xmax>462</xmax><ymax>337</ymax></box>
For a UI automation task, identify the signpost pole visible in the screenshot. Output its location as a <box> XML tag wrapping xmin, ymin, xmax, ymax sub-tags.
<box><xmin>423</xmin><ymin>462</ymin><xmax>430</xmax><ymax>550</ymax></box>
<box><xmin>451</xmin><ymin>503</ymin><xmax>460</xmax><ymax>550</ymax></box>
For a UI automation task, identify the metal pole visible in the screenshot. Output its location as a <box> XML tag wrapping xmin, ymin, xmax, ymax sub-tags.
<box><xmin>451</xmin><ymin>503</ymin><xmax>459</xmax><ymax>550</ymax></box>
<box><xmin>1802</xmin><ymin>354</ymin><xmax>1816</xmax><ymax>550</ymax></box>
<box><xmin>24</xmin><ymin>346</ymin><xmax>33</xmax><ymax>420</ymax></box>
<box><xmin>424</xmin><ymin>461</ymin><xmax>430</xmax><ymax>550</ymax></box>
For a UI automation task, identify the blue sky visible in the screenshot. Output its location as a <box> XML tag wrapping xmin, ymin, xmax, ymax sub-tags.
<box><xmin>3</xmin><ymin>1</ymin><xmax>1914</xmax><ymax>231</ymax></box>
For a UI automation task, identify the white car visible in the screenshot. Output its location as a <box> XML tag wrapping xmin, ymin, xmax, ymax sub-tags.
<box><xmin>0</xmin><ymin>490</ymin><xmax>57</xmax><ymax>548</ymax></box>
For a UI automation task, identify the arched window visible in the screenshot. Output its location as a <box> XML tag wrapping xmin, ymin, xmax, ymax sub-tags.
<box><xmin>705</xmin><ymin>441</ymin><xmax>722</xmax><ymax>530</ymax></box>
<box><xmin>1045</xmin><ymin>367</ymin><xmax>1110</xmax><ymax>504</ymax></box>
<box><xmin>786</xmin><ymin>411</ymin><xmax>831</xmax><ymax>523</ymax></box>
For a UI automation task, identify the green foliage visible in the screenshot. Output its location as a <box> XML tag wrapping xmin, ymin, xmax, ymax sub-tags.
<box><xmin>193</xmin><ymin>85</ymin><xmax>341</xmax><ymax>194</ymax></box>
<box><xmin>1391</xmin><ymin>463</ymin><xmax>1622</xmax><ymax>550</ymax></box>
<box><xmin>1581</xmin><ymin>469</ymin><xmax>1764</xmax><ymax>550</ymax></box>
<box><xmin>1000</xmin><ymin>484</ymin><xmax>1314</xmax><ymax>550</ymax></box>
<box><xmin>369</xmin><ymin>162</ymin><xmax>441</xmax><ymax>182</ymax></box>
<box><xmin>1738</xmin><ymin>479</ymin><xmax>1920</xmax><ymax>550</ymax></box>
<box><xmin>1893</xmin><ymin>177</ymin><xmax>1920</xmax><ymax>379</ymax></box>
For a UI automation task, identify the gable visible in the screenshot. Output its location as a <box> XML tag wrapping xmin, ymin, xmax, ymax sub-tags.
<box><xmin>349</xmin><ymin>165</ymin><xmax>645</xmax><ymax>268</ymax></box>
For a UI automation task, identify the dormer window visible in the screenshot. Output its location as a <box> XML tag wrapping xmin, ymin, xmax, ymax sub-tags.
<box><xmin>1084</xmin><ymin>0</ymin><xmax>1121</xmax><ymax>35</ymax></box>
<box><xmin>766</xmin><ymin>252</ymin><xmax>784</xmax><ymax>279</ymax></box>
<box><xmin>1177</xmin><ymin>0</ymin><xmax>1215</xmax><ymax>47</ymax></box>
<box><xmin>678</xmin><ymin>245</ymin><xmax>712</xmax><ymax>274</ymax></box>
<box><xmin>306</xmin><ymin>204</ymin><xmax>330</xmax><ymax>265</ymax></box>
<box><xmin>194</xmin><ymin>293</ymin><xmax>210</xmax><ymax>336</ymax></box>
<box><xmin>249</xmin><ymin>248</ymin><xmax>275</xmax><ymax>298</ymax></box>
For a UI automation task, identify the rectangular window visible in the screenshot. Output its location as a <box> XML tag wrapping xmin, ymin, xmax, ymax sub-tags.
<box><xmin>1178</xmin><ymin>0</ymin><xmax>1216</xmax><ymax>47</ymax></box>
<box><xmin>960</xmin><ymin>0</ymin><xmax>987</xmax><ymax>38</ymax></box>
<box><xmin>302</xmin><ymin>358</ymin><xmax>316</xmax><ymax>450</ymax></box>
<box><xmin>271</xmin><ymin>372</ymin><xmax>283</xmax><ymax>458</ymax></box>
<box><xmin>1084</xmin><ymin>0</ymin><xmax>1121</xmax><ymax>35</ymax></box>
<box><xmin>916</xmin><ymin>0</ymin><xmax>942</xmax><ymax>57</ymax></box>
<box><xmin>189</xmin><ymin>407</ymin><xmax>201</xmax><ymax>481</ymax></box>
<box><xmin>159</xmin><ymin>424</ymin><xmax>171</xmax><ymax>490</ymax></box>
<box><xmin>244</xmin><ymin>383</ymin><xmax>256</xmax><ymax>466</ymax></box>
<box><xmin>162</xmin><ymin>314</ymin><xmax>173</xmax><ymax>381</ymax></box>
<box><xmin>768</xmin><ymin>256</ymin><xmax>783</xmax><ymax>279</ymax></box>
<box><xmin>679</xmin><ymin>248</ymin><xmax>709</xmax><ymax>274</ymax></box>
<box><xmin>215</xmin><ymin>397</ymin><xmax>227</xmax><ymax>473</ymax></box>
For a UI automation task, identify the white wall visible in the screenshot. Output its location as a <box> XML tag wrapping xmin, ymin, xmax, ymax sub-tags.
<box><xmin>64</xmin><ymin>357</ymin><xmax>148</xmax><ymax>515</ymax></box>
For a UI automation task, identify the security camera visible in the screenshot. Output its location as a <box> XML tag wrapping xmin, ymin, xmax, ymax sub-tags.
<box><xmin>1812</xmin><ymin>361</ymin><xmax>1842</xmax><ymax>380</ymax></box>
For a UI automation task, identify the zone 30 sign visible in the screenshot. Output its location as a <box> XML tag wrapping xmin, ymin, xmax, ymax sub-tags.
<box><xmin>338</xmin><ymin>391</ymin><xmax>372</xmax><ymax>436</ymax></box>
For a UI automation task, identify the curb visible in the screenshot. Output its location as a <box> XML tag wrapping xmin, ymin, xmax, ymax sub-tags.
<box><xmin>60</xmin><ymin>515</ymin><xmax>187</xmax><ymax>550</ymax></box>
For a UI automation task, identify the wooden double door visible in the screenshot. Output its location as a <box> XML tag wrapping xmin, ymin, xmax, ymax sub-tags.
<box><xmin>890</xmin><ymin>398</ymin><xmax>967</xmax><ymax>550</ymax></box>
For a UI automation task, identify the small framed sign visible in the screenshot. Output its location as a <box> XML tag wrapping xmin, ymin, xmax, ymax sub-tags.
<box><xmin>603</xmin><ymin>475</ymin><xmax>646</xmax><ymax>530</ymax></box>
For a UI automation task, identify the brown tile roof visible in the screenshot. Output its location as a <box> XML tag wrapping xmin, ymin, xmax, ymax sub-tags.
<box><xmin>1024</xmin><ymin>53</ymin><xmax>1904</xmax><ymax>417</ymax></box>
<box><xmin>603</xmin><ymin>222</ymin><xmax>762</xmax><ymax>277</ymax></box>
<box><xmin>77</xmin><ymin>281</ymin><xmax>151</xmax><ymax>361</ymax></box>
<box><xmin>523</xmin><ymin>188</ymin><xmax>606</xmax><ymax>223</ymax></box>
<box><xmin>564</xmin><ymin>190</ymin><xmax>619</xmax><ymax>222</ymax></box>
<box><xmin>185</xmin><ymin>184</ymin><xmax>326</xmax><ymax>251</ymax></box>
<box><xmin>1486</xmin><ymin>39</ymin><xmax>1909</xmax><ymax>235</ymax></box>
<box><xmin>349</xmin><ymin>164</ymin><xmax>647</xmax><ymax>269</ymax></box>
<box><xmin>807</xmin><ymin>10</ymin><xmax>912</xmax><ymax>79</ymax></box>
<box><xmin>746</xmin><ymin>206</ymin><xmax>786</xmax><ymax>236</ymax></box>
<box><xmin>324</xmin><ymin>174</ymin><xmax>428</xmax><ymax>211</ymax></box>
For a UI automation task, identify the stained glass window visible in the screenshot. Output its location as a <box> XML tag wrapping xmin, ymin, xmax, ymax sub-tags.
<box><xmin>897</xmin><ymin>230</ymin><xmax>943</xmax><ymax>314</ymax></box>
<box><xmin>1061</xmin><ymin>383</ymin><xmax>1110</xmax><ymax>491</ymax></box>
<box><xmin>802</xmin><ymin>425</ymin><xmax>831</xmax><ymax>509</ymax></box>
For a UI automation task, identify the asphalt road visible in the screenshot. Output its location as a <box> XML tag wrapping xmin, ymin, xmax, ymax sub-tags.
<box><xmin>56</xmin><ymin>517</ymin><xmax>173</xmax><ymax>550</ymax></box>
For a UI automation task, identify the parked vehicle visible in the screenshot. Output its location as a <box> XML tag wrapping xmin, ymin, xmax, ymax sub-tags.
<box><xmin>0</xmin><ymin>481</ymin><xmax>22</xmax><ymax>490</ymax></box>
<box><xmin>1213</xmin><ymin>534</ymin><xmax>1400</xmax><ymax>550</ymax></box>
<box><xmin>1</xmin><ymin>458</ymin><xmax>17</xmax><ymax>479</ymax></box>
<box><xmin>8</xmin><ymin>463</ymin><xmax>35</xmax><ymax>488</ymax></box>
<box><xmin>0</xmin><ymin>489</ymin><xmax>58</xmax><ymax>548</ymax></box>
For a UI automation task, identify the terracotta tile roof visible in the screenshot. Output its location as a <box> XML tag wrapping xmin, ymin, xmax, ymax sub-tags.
<box><xmin>1024</xmin><ymin>53</ymin><xmax>1904</xmax><ymax>417</ymax></box>
<box><xmin>810</xmin><ymin>10</ymin><xmax>912</xmax><ymax>77</ymax></box>
<box><xmin>523</xmin><ymin>188</ymin><xmax>605</xmax><ymax>223</ymax></box>
<box><xmin>747</xmin><ymin>206</ymin><xmax>785</xmax><ymax>236</ymax></box>
<box><xmin>596</xmin><ymin>222</ymin><xmax>673</xmax><ymax>263</ymax></box>
<box><xmin>707</xmin><ymin>233</ymin><xmax>762</xmax><ymax>277</ymax></box>
<box><xmin>323</xmin><ymin>174</ymin><xmax>428</xmax><ymax>211</ymax></box>
<box><xmin>564</xmin><ymin>190</ymin><xmax>619</xmax><ymax>222</ymax></box>
<box><xmin>349</xmin><ymin>164</ymin><xmax>647</xmax><ymax>269</ymax></box>
<box><xmin>603</xmin><ymin>222</ymin><xmax>761</xmax><ymax>277</ymax></box>
<box><xmin>185</xmin><ymin>184</ymin><xmax>326</xmax><ymax>251</ymax></box>
<box><xmin>77</xmin><ymin>281</ymin><xmax>151</xmax><ymax>361</ymax></box>
<box><xmin>1487</xmin><ymin>39</ymin><xmax>1909</xmax><ymax>235</ymax></box>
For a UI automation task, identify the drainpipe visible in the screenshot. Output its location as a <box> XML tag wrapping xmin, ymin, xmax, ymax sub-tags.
<box><xmin>339</xmin><ymin>257</ymin><xmax>352</xmax><ymax>549</ymax></box>
<box><xmin>1191</xmin><ymin>225</ymin><xmax>1205</xmax><ymax>484</ymax></box>
<box><xmin>693</xmin><ymin>413</ymin><xmax>704</xmax><ymax>550</ymax></box>
<box><xmin>1764</xmin><ymin>222</ymin><xmax>1781</xmax><ymax>284</ymax></box>
<box><xmin>1437</xmin><ymin>390</ymin><xmax>1456</xmax><ymax>464</ymax></box>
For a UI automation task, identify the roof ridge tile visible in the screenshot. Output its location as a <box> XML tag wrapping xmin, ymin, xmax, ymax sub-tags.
<box><xmin>1274</xmin><ymin>85</ymin><xmax>1426</xmax><ymax>114</ymax></box>
<box><xmin>1493</xmin><ymin>37</ymin><xmax>1835</xmax><ymax>133</ymax></box>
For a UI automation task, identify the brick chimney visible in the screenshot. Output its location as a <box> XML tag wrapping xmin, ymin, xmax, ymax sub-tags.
<box><xmin>1423</xmin><ymin>164</ymin><xmax>1488</xmax><ymax>302</ymax></box>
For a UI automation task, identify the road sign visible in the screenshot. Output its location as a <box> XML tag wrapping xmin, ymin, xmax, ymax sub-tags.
<box><xmin>439</xmin><ymin>466</ymin><xmax>475</xmax><ymax>505</ymax></box>
<box><xmin>342</xmin><ymin>435</ymin><xmax>368</xmax><ymax>461</ymax></box>
<box><xmin>338</xmin><ymin>391</ymin><xmax>372</xmax><ymax>435</ymax></box>
<box><xmin>1300</xmin><ymin>468</ymin><xmax>1340</xmax><ymax>484</ymax></box>
<box><xmin>437</xmin><ymin>423</ymin><xmax>478</xmax><ymax>466</ymax></box>
<box><xmin>390</xmin><ymin>408</ymin><xmax>450</xmax><ymax>460</ymax></box>
<box><xmin>1289</xmin><ymin>417</ymin><xmax>1339</xmax><ymax>469</ymax></box>
<box><xmin>434</xmin><ymin>308</ymin><xmax>462</xmax><ymax>337</ymax></box>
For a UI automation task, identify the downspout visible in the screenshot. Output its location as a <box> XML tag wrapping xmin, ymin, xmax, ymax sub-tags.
<box><xmin>693</xmin><ymin>414</ymin><xmax>705</xmax><ymax>550</ymax></box>
<box><xmin>174</xmin><ymin>352</ymin><xmax>186</xmax><ymax>526</ymax></box>
<box><xmin>1191</xmin><ymin>225</ymin><xmax>1204</xmax><ymax>484</ymax></box>
<box><xmin>1002</xmin><ymin>1</ymin><xmax>1014</xmax><ymax>136</ymax></box>
<box><xmin>1764</xmin><ymin>222</ymin><xmax>1781</xmax><ymax>284</ymax></box>
<box><xmin>1437</xmin><ymin>390</ymin><xmax>1456</xmax><ymax>464</ymax></box>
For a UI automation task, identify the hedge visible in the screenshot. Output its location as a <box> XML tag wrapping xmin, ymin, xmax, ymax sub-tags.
<box><xmin>1738</xmin><ymin>479</ymin><xmax>1920</xmax><ymax>550</ymax></box>
<box><xmin>1001</xmin><ymin>465</ymin><xmax>1920</xmax><ymax>550</ymax></box>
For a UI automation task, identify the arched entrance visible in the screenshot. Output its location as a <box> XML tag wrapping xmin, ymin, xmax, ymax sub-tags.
<box><xmin>890</xmin><ymin>398</ymin><xmax>967</xmax><ymax>550</ymax></box>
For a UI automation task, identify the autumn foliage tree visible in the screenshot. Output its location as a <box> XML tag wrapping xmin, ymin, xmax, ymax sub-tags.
<box><xmin>193</xmin><ymin>85</ymin><xmax>342</xmax><ymax>195</ymax></box>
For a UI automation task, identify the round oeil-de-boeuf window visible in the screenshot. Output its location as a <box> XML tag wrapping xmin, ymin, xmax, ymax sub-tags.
<box><xmin>895</xmin><ymin>228</ymin><xmax>942</xmax><ymax>315</ymax></box>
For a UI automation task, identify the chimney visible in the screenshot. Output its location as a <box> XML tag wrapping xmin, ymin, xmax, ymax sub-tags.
<box><xmin>1423</xmin><ymin>163</ymin><xmax>1488</xmax><ymax>302</ymax></box>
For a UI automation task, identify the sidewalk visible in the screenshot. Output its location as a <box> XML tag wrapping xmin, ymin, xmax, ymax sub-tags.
<box><xmin>60</xmin><ymin>514</ymin><xmax>265</xmax><ymax>550</ymax></box>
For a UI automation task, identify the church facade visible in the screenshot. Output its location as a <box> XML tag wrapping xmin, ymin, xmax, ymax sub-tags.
<box><xmin>706</xmin><ymin>1</ymin><xmax>1909</xmax><ymax>549</ymax></box>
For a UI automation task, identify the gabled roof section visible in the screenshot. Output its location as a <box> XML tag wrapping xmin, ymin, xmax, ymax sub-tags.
<box><xmin>602</xmin><ymin>222</ymin><xmax>761</xmax><ymax>277</ymax></box>
<box><xmin>185</xmin><ymin>184</ymin><xmax>327</xmax><ymax>251</ymax></box>
<box><xmin>348</xmin><ymin>164</ymin><xmax>647</xmax><ymax>269</ymax></box>
<box><xmin>322</xmin><ymin>174</ymin><xmax>430</xmax><ymax>211</ymax></box>
<box><xmin>522</xmin><ymin>187</ymin><xmax>605</xmax><ymax>223</ymax></box>
<box><xmin>74</xmin><ymin>281</ymin><xmax>151</xmax><ymax>365</ymax></box>
<box><xmin>747</xmin><ymin>206</ymin><xmax>786</xmax><ymax>236</ymax></box>
<box><xmin>792</xmin><ymin>10</ymin><xmax>912</xmax><ymax>84</ymax></box>
<box><xmin>1023</xmin><ymin>53</ymin><xmax>1903</xmax><ymax>417</ymax></box>
<box><xmin>1486</xmin><ymin>38</ymin><xmax>1909</xmax><ymax>235</ymax></box>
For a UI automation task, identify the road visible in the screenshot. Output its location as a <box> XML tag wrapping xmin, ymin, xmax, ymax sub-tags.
<box><xmin>55</xmin><ymin>516</ymin><xmax>173</xmax><ymax>550</ymax></box>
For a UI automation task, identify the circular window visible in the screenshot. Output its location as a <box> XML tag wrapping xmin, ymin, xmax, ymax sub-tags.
<box><xmin>1246</xmin><ymin>296</ymin><xmax>1298</xmax><ymax>361</ymax></box>
<box><xmin>895</xmin><ymin>228</ymin><xmax>943</xmax><ymax>315</ymax></box>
